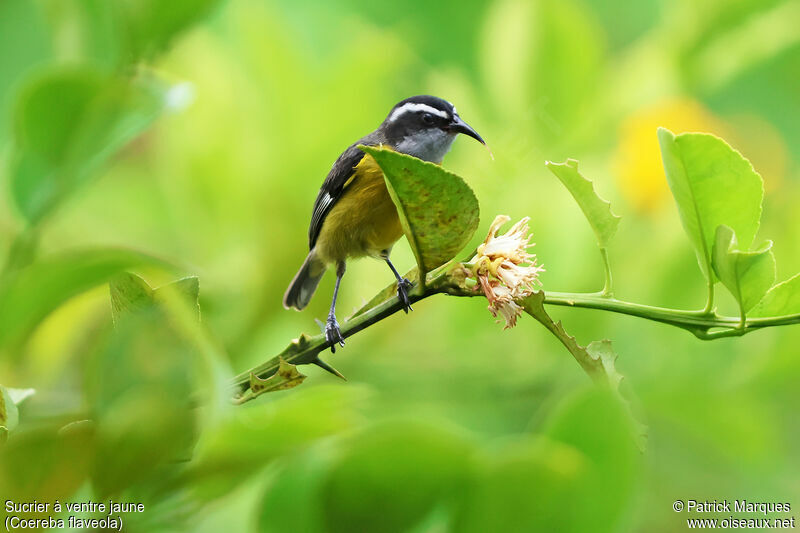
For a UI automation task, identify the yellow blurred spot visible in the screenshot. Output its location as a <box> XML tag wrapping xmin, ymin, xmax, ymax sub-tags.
<box><xmin>613</xmin><ymin>100</ymin><xmax>728</xmax><ymax>214</ymax></box>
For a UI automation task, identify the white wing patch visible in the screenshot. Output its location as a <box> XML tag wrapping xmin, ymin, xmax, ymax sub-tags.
<box><xmin>310</xmin><ymin>192</ymin><xmax>335</xmax><ymax>239</ymax></box>
<box><xmin>389</xmin><ymin>102</ymin><xmax>450</xmax><ymax>123</ymax></box>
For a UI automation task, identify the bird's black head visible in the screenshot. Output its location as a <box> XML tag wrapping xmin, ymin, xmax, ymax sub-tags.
<box><xmin>380</xmin><ymin>95</ymin><xmax>485</xmax><ymax>163</ymax></box>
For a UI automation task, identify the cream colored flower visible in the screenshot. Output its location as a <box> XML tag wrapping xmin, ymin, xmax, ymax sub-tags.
<box><xmin>469</xmin><ymin>215</ymin><xmax>544</xmax><ymax>328</ymax></box>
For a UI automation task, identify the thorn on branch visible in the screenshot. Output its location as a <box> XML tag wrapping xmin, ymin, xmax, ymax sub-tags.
<box><xmin>311</xmin><ymin>356</ymin><xmax>346</xmax><ymax>380</ymax></box>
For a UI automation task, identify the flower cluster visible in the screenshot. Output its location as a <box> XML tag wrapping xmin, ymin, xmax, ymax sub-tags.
<box><xmin>468</xmin><ymin>215</ymin><xmax>544</xmax><ymax>328</ymax></box>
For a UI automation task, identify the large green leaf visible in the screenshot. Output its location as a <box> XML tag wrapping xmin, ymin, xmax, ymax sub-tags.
<box><xmin>359</xmin><ymin>146</ymin><xmax>479</xmax><ymax>275</ymax></box>
<box><xmin>546</xmin><ymin>159</ymin><xmax>620</xmax><ymax>248</ymax></box>
<box><xmin>184</xmin><ymin>385</ymin><xmax>361</xmax><ymax>502</ymax></box>
<box><xmin>712</xmin><ymin>225</ymin><xmax>775</xmax><ymax>317</ymax></box>
<box><xmin>41</xmin><ymin>0</ymin><xmax>221</xmax><ymax>70</ymax></box>
<box><xmin>258</xmin><ymin>446</ymin><xmax>333</xmax><ymax>533</ymax></box>
<box><xmin>0</xmin><ymin>423</ymin><xmax>93</xmax><ymax>503</ymax></box>
<box><xmin>454</xmin><ymin>387</ymin><xmax>640</xmax><ymax>533</ymax></box>
<box><xmin>0</xmin><ymin>248</ymin><xmax>168</xmax><ymax>353</ymax></box>
<box><xmin>89</xmin><ymin>273</ymin><xmax>204</xmax><ymax>497</ymax></box>
<box><xmin>657</xmin><ymin>128</ymin><xmax>764</xmax><ymax>285</ymax></box>
<box><xmin>0</xmin><ymin>0</ymin><xmax>50</xmax><ymax>146</ymax></box>
<box><xmin>698</xmin><ymin>3</ymin><xmax>800</xmax><ymax>156</ymax></box>
<box><xmin>542</xmin><ymin>387</ymin><xmax>640</xmax><ymax>532</ymax></box>
<box><xmin>751</xmin><ymin>273</ymin><xmax>800</xmax><ymax>318</ymax></box>
<box><xmin>116</xmin><ymin>0</ymin><xmax>222</xmax><ymax>61</ymax></box>
<box><xmin>452</xmin><ymin>437</ymin><xmax>588</xmax><ymax>533</ymax></box>
<box><xmin>9</xmin><ymin>68</ymin><xmax>171</xmax><ymax>223</ymax></box>
<box><xmin>90</xmin><ymin>388</ymin><xmax>194</xmax><ymax>498</ymax></box>
<box><xmin>320</xmin><ymin>419</ymin><xmax>473</xmax><ymax>533</ymax></box>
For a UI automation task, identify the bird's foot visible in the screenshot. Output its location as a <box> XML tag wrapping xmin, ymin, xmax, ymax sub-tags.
<box><xmin>325</xmin><ymin>315</ymin><xmax>345</xmax><ymax>353</ymax></box>
<box><xmin>397</xmin><ymin>278</ymin><xmax>414</xmax><ymax>313</ymax></box>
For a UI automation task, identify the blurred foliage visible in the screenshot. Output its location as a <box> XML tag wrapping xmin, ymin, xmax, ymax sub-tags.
<box><xmin>0</xmin><ymin>0</ymin><xmax>799</xmax><ymax>531</ymax></box>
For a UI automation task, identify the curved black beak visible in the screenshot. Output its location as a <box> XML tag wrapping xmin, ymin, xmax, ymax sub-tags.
<box><xmin>448</xmin><ymin>116</ymin><xmax>485</xmax><ymax>145</ymax></box>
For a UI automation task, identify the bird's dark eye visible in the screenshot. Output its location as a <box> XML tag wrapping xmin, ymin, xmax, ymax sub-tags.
<box><xmin>421</xmin><ymin>112</ymin><xmax>435</xmax><ymax>125</ymax></box>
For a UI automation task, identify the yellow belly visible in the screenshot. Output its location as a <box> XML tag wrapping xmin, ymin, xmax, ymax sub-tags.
<box><xmin>315</xmin><ymin>153</ymin><xmax>404</xmax><ymax>264</ymax></box>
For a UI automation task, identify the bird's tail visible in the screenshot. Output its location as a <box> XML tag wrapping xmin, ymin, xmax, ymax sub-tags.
<box><xmin>283</xmin><ymin>250</ymin><xmax>326</xmax><ymax>310</ymax></box>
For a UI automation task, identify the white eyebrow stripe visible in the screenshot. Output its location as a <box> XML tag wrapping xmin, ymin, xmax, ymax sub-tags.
<box><xmin>389</xmin><ymin>102</ymin><xmax>450</xmax><ymax>122</ymax></box>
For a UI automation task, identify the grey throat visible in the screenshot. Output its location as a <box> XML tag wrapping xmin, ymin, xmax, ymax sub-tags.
<box><xmin>394</xmin><ymin>128</ymin><xmax>457</xmax><ymax>164</ymax></box>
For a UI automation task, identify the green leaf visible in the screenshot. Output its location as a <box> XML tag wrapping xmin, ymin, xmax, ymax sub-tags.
<box><xmin>7</xmin><ymin>388</ymin><xmax>35</xmax><ymax>409</ymax></box>
<box><xmin>91</xmin><ymin>389</ymin><xmax>194</xmax><ymax>498</ymax></box>
<box><xmin>109</xmin><ymin>272</ymin><xmax>154</xmax><ymax>322</ymax></box>
<box><xmin>0</xmin><ymin>387</ymin><xmax>18</xmax><ymax>433</ymax></box>
<box><xmin>522</xmin><ymin>293</ymin><xmax>624</xmax><ymax>394</ymax></box>
<box><xmin>545</xmin><ymin>159</ymin><xmax>620</xmax><ymax>248</ymax></box>
<box><xmin>0</xmin><ymin>0</ymin><xmax>50</xmax><ymax>146</ymax></box>
<box><xmin>454</xmin><ymin>387</ymin><xmax>641</xmax><ymax>533</ymax></box>
<box><xmin>522</xmin><ymin>293</ymin><xmax>646</xmax><ymax>449</ymax></box>
<box><xmin>102</xmin><ymin>272</ymin><xmax>207</xmax><ymax>483</ymax></box>
<box><xmin>0</xmin><ymin>424</ymin><xmax>93</xmax><ymax>502</ymax></box>
<box><xmin>0</xmin><ymin>248</ymin><xmax>169</xmax><ymax>353</ymax></box>
<box><xmin>154</xmin><ymin>276</ymin><xmax>201</xmax><ymax>321</ymax></box>
<box><xmin>751</xmin><ymin>273</ymin><xmax>800</xmax><ymax>318</ymax></box>
<box><xmin>585</xmin><ymin>341</ymin><xmax>624</xmax><ymax>391</ymax></box>
<box><xmin>116</xmin><ymin>0</ymin><xmax>222</xmax><ymax>61</ymax></box>
<box><xmin>32</xmin><ymin>0</ymin><xmax>221</xmax><ymax>72</ymax></box>
<box><xmin>9</xmin><ymin>68</ymin><xmax>172</xmax><ymax>223</ymax></box>
<box><xmin>88</xmin><ymin>275</ymin><xmax>205</xmax><ymax>496</ymax></box>
<box><xmin>712</xmin><ymin>225</ymin><xmax>775</xmax><ymax>316</ymax></box>
<box><xmin>541</xmin><ymin>387</ymin><xmax>640</xmax><ymax>532</ymax></box>
<box><xmin>110</xmin><ymin>272</ymin><xmax>200</xmax><ymax>324</ymax></box>
<box><xmin>657</xmin><ymin>128</ymin><xmax>764</xmax><ymax>286</ymax></box>
<box><xmin>249</xmin><ymin>358</ymin><xmax>307</xmax><ymax>398</ymax></box>
<box><xmin>185</xmin><ymin>385</ymin><xmax>361</xmax><ymax>502</ymax></box>
<box><xmin>258</xmin><ymin>446</ymin><xmax>334</xmax><ymax>533</ymax></box>
<box><xmin>320</xmin><ymin>419</ymin><xmax>473</xmax><ymax>533</ymax></box>
<box><xmin>452</xmin><ymin>437</ymin><xmax>589</xmax><ymax>533</ymax></box>
<box><xmin>0</xmin><ymin>387</ymin><xmax>35</xmax><ymax>435</ymax></box>
<box><xmin>360</xmin><ymin>146</ymin><xmax>480</xmax><ymax>275</ymax></box>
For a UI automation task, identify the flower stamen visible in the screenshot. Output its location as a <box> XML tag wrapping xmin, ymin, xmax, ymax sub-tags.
<box><xmin>468</xmin><ymin>215</ymin><xmax>544</xmax><ymax>329</ymax></box>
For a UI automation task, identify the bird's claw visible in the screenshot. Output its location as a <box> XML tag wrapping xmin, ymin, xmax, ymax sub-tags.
<box><xmin>397</xmin><ymin>278</ymin><xmax>413</xmax><ymax>313</ymax></box>
<box><xmin>325</xmin><ymin>315</ymin><xmax>345</xmax><ymax>353</ymax></box>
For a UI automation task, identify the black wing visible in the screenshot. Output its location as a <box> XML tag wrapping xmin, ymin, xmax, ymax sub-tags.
<box><xmin>307</xmin><ymin>132</ymin><xmax>383</xmax><ymax>249</ymax></box>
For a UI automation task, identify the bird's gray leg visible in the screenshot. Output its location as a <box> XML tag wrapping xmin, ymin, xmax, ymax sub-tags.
<box><xmin>326</xmin><ymin>261</ymin><xmax>346</xmax><ymax>352</ymax></box>
<box><xmin>381</xmin><ymin>251</ymin><xmax>413</xmax><ymax>313</ymax></box>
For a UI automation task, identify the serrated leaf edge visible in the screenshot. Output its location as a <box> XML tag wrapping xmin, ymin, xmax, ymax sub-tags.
<box><xmin>545</xmin><ymin>158</ymin><xmax>621</xmax><ymax>246</ymax></box>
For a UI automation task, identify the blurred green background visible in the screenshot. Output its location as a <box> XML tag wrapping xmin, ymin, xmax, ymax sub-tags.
<box><xmin>1</xmin><ymin>0</ymin><xmax>799</xmax><ymax>531</ymax></box>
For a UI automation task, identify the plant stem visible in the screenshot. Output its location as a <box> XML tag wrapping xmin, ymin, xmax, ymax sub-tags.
<box><xmin>540</xmin><ymin>291</ymin><xmax>800</xmax><ymax>337</ymax></box>
<box><xmin>230</xmin><ymin>283</ymin><xmax>443</xmax><ymax>402</ymax></box>
<box><xmin>230</xmin><ymin>265</ymin><xmax>800</xmax><ymax>403</ymax></box>
<box><xmin>599</xmin><ymin>247</ymin><xmax>613</xmax><ymax>297</ymax></box>
<box><xmin>702</xmin><ymin>279</ymin><xmax>715</xmax><ymax>314</ymax></box>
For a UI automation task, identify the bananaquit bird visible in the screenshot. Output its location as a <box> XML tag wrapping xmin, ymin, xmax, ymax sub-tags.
<box><xmin>283</xmin><ymin>95</ymin><xmax>485</xmax><ymax>351</ymax></box>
